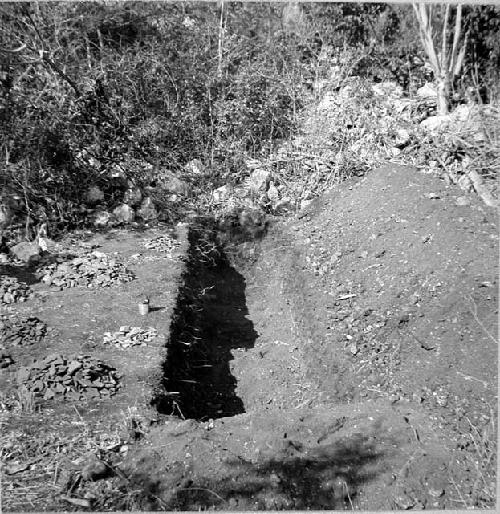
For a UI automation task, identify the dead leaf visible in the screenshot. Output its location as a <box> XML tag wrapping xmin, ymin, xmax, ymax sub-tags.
<box><xmin>60</xmin><ymin>495</ymin><xmax>92</xmax><ymax>508</ymax></box>
<box><xmin>4</xmin><ymin>462</ymin><xmax>30</xmax><ymax>474</ymax></box>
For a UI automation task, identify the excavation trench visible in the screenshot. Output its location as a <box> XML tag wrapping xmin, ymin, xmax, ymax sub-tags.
<box><xmin>153</xmin><ymin>218</ymin><xmax>259</xmax><ymax>421</ymax></box>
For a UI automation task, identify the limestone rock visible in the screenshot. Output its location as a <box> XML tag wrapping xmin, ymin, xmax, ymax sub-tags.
<box><xmin>184</xmin><ymin>159</ymin><xmax>205</xmax><ymax>175</ymax></box>
<box><xmin>91</xmin><ymin>210</ymin><xmax>113</xmax><ymax>227</ymax></box>
<box><xmin>245</xmin><ymin>159</ymin><xmax>262</xmax><ymax>170</ymax></box>
<box><xmin>248</xmin><ymin>169</ymin><xmax>271</xmax><ymax>194</ymax></box>
<box><xmin>123</xmin><ymin>185</ymin><xmax>143</xmax><ymax>207</ymax></box>
<box><xmin>212</xmin><ymin>184</ymin><xmax>234</xmax><ymax>204</ymax></box>
<box><xmin>137</xmin><ymin>197</ymin><xmax>158</xmax><ymax>221</ymax></box>
<box><xmin>274</xmin><ymin>197</ymin><xmax>293</xmax><ymax>214</ymax></box>
<box><xmin>0</xmin><ymin>201</ymin><xmax>14</xmax><ymax>231</ymax></box>
<box><xmin>420</xmin><ymin>115</ymin><xmax>452</xmax><ymax>132</ymax></box>
<box><xmin>417</xmin><ymin>82</ymin><xmax>437</xmax><ymax>98</ymax></box>
<box><xmin>394</xmin><ymin>128</ymin><xmax>411</xmax><ymax>148</ymax></box>
<box><xmin>113</xmin><ymin>204</ymin><xmax>135</xmax><ymax>224</ymax></box>
<box><xmin>85</xmin><ymin>186</ymin><xmax>105</xmax><ymax>205</ymax></box>
<box><xmin>164</xmin><ymin>173</ymin><xmax>190</xmax><ymax>196</ymax></box>
<box><xmin>267</xmin><ymin>181</ymin><xmax>280</xmax><ymax>203</ymax></box>
<box><xmin>300</xmin><ymin>199</ymin><xmax>313</xmax><ymax>211</ymax></box>
<box><xmin>37</xmin><ymin>236</ymin><xmax>57</xmax><ymax>253</ymax></box>
<box><xmin>238</xmin><ymin>208</ymin><xmax>267</xmax><ymax>239</ymax></box>
<box><xmin>456</xmin><ymin>196</ymin><xmax>471</xmax><ymax>206</ymax></box>
<box><xmin>372</xmin><ymin>81</ymin><xmax>403</xmax><ymax>98</ymax></box>
<box><xmin>81</xmin><ymin>456</ymin><xmax>109</xmax><ymax>481</ymax></box>
<box><xmin>457</xmin><ymin>175</ymin><xmax>473</xmax><ymax>192</ymax></box>
<box><xmin>10</xmin><ymin>242</ymin><xmax>41</xmax><ymax>263</ymax></box>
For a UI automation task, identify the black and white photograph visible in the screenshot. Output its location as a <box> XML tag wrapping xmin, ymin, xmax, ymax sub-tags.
<box><xmin>0</xmin><ymin>1</ymin><xmax>498</xmax><ymax>511</ymax></box>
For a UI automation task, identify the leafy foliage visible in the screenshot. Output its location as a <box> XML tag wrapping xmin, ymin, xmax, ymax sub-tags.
<box><xmin>0</xmin><ymin>2</ymin><xmax>498</xmax><ymax>240</ymax></box>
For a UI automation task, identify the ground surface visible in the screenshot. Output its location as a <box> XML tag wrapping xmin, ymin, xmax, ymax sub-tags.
<box><xmin>1</xmin><ymin>225</ymin><xmax>188</xmax><ymax>511</ymax></box>
<box><xmin>1</xmin><ymin>164</ymin><xmax>497</xmax><ymax>511</ymax></box>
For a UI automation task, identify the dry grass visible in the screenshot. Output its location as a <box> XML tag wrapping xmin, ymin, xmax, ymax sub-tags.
<box><xmin>16</xmin><ymin>384</ymin><xmax>36</xmax><ymax>413</ymax></box>
<box><xmin>0</xmin><ymin>407</ymin><xmax>127</xmax><ymax>511</ymax></box>
<box><xmin>449</xmin><ymin>407</ymin><xmax>497</xmax><ymax>509</ymax></box>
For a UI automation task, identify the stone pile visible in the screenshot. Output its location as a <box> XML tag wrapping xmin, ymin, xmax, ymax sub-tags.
<box><xmin>103</xmin><ymin>326</ymin><xmax>159</xmax><ymax>349</ymax></box>
<box><xmin>0</xmin><ymin>276</ymin><xmax>32</xmax><ymax>305</ymax></box>
<box><xmin>144</xmin><ymin>235</ymin><xmax>180</xmax><ymax>256</ymax></box>
<box><xmin>0</xmin><ymin>315</ymin><xmax>47</xmax><ymax>348</ymax></box>
<box><xmin>39</xmin><ymin>251</ymin><xmax>135</xmax><ymax>289</ymax></box>
<box><xmin>17</xmin><ymin>354</ymin><xmax>121</xmax><ymax>401</ymax></box>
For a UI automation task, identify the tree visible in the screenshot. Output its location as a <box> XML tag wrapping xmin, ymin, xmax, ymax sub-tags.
<box><xmin>412</xmin><ymin>2</ymin><xmax>468</xmax><ymax>114</ymax></box>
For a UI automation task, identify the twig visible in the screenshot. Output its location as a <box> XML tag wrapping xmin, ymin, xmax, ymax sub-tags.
<box><xmin>466</xmin><ymin>295</ymin><xmax>498</xmax><ymax>345</ymax></box>
<box><xmin>456</xmin><ymin>371</ymin><xmax>488</xmax><ymax>388</ymax></box>
<box><xmin>177</xmin><ymin>487</ymin><xmax>225</xmax><ymax>502</ymax></box>
<box><xmin>449</xmin><ymin>475</ymin><xmax>469</xmax><ymax>508</ymax></box>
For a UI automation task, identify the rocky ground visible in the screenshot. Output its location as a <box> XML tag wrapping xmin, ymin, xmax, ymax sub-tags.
<box><xmin>0</xmin><ymin>164</ymin><xmax>497</xmax><ymax>511</ymax></box>
<box><xmin>0</xmin><ymin>225</ymin><xmax>188</xmax><ymax>510</ymax></box>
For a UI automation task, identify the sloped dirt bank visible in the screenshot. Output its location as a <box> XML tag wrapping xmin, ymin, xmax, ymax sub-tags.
<box><xmin>119</xmin><ymin>164</ymin><xmax>497</xmax><ymax>510</ymax></box>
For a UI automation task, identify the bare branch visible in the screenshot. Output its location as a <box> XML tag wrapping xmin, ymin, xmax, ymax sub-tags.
<box><xmin>413</xmin><ymin>3</ymin><xmax>440</xmax><ymax>76</ymax></box>
<box><xmin>0</xmin><ymin>43</ymin><xmax>26</xmax><ymax>53</ymax></box>
<box><xmin>449</xmin><ymin>4</ymin><xmax>465</xmax><ymax>78</ymax></box>
<box><xmin>441</xmin><ymin>3</ymin><xmax>450</xmax><ymax>72</ymax></box>
<box><xmin>453</xmin><ymin>28</ymin><xmax>468</xmax><ymax>78</ymax></box>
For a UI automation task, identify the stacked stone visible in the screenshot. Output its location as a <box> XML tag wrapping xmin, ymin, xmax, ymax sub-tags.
<box><xmin>0</xmin><ymin>276</ymin><xmax>32</xmax><ymax>305</ymax></box>
<box><xmin>103</xmin><ymin>326</ymin><xmax>159</xmax><ymax>349</ymax></box>
<box><xmin>0</xmin><ymin>315</ymin><xmax>47</xmax><ymax>348</ymax></box>
<box><xmin>17</xmin><ymin>354</ymin><xmax>121</xmax><ymax>401</ymax></box>
<box><xmin>39</xmin><ymin>251</ymin><xmax>135</xmax><ymax>289</ymax></box>
<box><xmin>144</xmin><ymin>235</ymin><xmax>180</xmax><ymax>256</ymax></box>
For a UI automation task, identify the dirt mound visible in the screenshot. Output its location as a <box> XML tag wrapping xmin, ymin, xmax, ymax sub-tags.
<box><xmin>283</xmin><ymin>164</ymin><xmax>497</xmax><ymax>415</ymax></box>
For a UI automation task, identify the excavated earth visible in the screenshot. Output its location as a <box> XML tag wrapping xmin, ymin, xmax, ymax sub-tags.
<box><xmin>122</xmin><ymin>163</ymin><xmax>498</xmax><ymax>511</ymax></box>
<box><xmin>1</xmin><ymin>164</ymin><xmax>498</xmax><ymax>511</ymax></box>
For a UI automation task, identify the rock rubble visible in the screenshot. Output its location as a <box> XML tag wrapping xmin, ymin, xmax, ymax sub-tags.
<box><xmin>102</xmin><ymin>326</ymin><xmax>160</xmax><ymax>349</ymax></box>
<box><xmin>143</xmin><ymin>235</ymin><xmax>181</xmax><ymax>256</ymax></box>
<box><xmin>0</xmin><ymin>276</ymin><xmax>32</xmax><ymax>304</ymax></box>
<box><xmin>17</xmin><ymin>354</ymin><xmax>121</xmax><ymax>400</ymax></box>
<box><xmin>0</xmin><ymin>315</ymin><xmax>47</xmax><ymax>348</ymax></box>
<box><xmin>39</xmin><ymin>251</ymin><xmax>135</xmax><ymax>289</ymax></box>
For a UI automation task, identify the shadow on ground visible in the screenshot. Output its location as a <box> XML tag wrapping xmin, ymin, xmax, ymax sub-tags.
<box><xmin>0</xmin><ymin>251</ymin><xmax>77</xmax><ymax>286</ymax></box>
<box><xmin>153</xmin><ymin>220</ymin><xmax>258</xmax><ymax>420</ymax></box>
<box><xmin>122</xmin><ymin>430</ymin><xmax>385</xmax><ymax>511</ymax></box>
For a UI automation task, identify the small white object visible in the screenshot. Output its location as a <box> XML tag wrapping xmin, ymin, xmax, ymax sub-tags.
<box><xmin>138</xmin><ymin>299</ymin><xmax>149</xmax><ymax>316</ymax></box>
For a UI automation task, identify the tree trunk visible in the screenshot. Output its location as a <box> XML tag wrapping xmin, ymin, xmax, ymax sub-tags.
<box><xmin>217</xmin><ymin>0</ymin><xmax>225</xmax><ymax>77</ymax></box>
<box><xmin>436</xmin><ymin>75</ymin><xmax>450</xmax><ymax>115</ymax></box>
<box><xmin>412</xmin><ymin>3</ymin><xmax>467</xmax><ymax>117</ymax></box>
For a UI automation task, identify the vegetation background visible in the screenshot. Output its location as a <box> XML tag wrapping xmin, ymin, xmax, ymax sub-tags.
<box><xmin>1</xmin><ymin>1</ymin><xmax>498</xmax><ymax>239</ymax></box>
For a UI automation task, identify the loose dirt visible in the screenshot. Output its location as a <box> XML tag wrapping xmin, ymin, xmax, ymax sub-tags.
<box><xmin>1</xmin><ymin>164</ymin><xmax>497</xmax><ymax>511</ymax></box>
